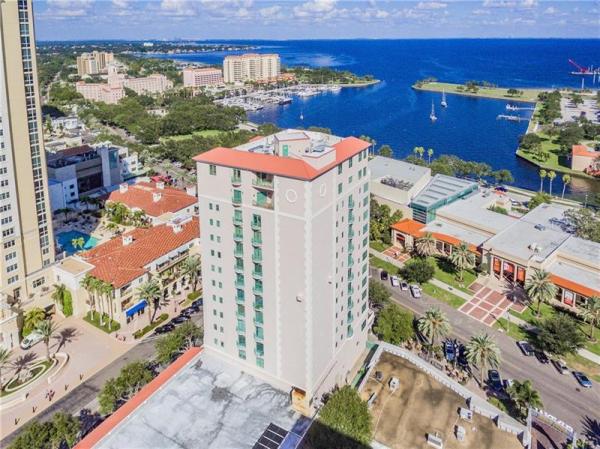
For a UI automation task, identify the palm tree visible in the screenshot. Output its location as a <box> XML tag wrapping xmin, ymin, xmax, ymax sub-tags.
<box><xmin>99</xmin><ymin>281</ymin><xmax>115</xmax><ymax>330</ymax></box>
<box><xmin>547</xmin><ymin>170</ymin><xmax>556</xmax><ymax>196</ymax></box>
<box><xmin>71</xmin><ymin>237</ymin><xmax>85</xmax><ymax>251</ymax></box>
<box><xmin>0</xmin><ymin>348</ymin><xmax>12</xmax><ymax>388</ymax></box>
<box><xmin>36</xmin><ymin>319</ymin><xmax>58</xmax><ymax>360</ymax></box>
<box><xmin>465</xmin><ymin>333</ymin><xmax>501</xmax><ymax>385</ymax></box>
<box><xmin>131</xmin><ymin>210</ymin><xmax>147</xmax><ymax>228</ymax></box>
<box><xmin>538</xmin><ymin>169</ymin><xmax>547</xmax><ymax>192</ymax></box>
<box><xmin>524</xmin><ymin>269</ymin><xmax>557</xmax><ymax>317</ymax></box>
<box><xmin>136</xmin><ymin>279</ymin><xmax>162</xmax><ymax>324</ymax></box>
<box><xmin>427</xmin><ymin>148</ymin><xmax>434</xmax><ymax>164</ymax></box>
<box><xmin>507</xmin><ymin>380</ymin><xmax>543</xmax><ymax>418</ymax></box>
<box><xmin>414</xmin><ymin>232</ymin><xmax>437</xmax><ymax>257</ymax></box>
<box><xmin>23</xmin><ymin>308</ymin><xmax>46</xmax><ymax>335</ymax></box>
<box><xmin>449</xmin><ymin>242</ymin><xmax>476</xmax><ymax>283</ymax></box>
<box><xmin>417</xmin><ymin>307</ymin><xmax>450</xmax><ymax>349</ymax></box>
<box><xmin>561</xmin><ymin>174</ymin><xmax>571</xmax><ymax>199</ymax></box>
<box><xmin>51</xmin><ymin>284</ymin><xmax>67</xmax><ymax>311</ymax></box>
<box><xmin>181</xmin><ymin>255</ymin><xmax>201</xmax><ymax>291</ymax></box>
<box><xmin>582</xmin><ymin>296</ymin><xmax>600</xmax><ymax>341</ymax></box>
<box><xmin>81</xmin><ymin>274</ymin><xmax>100</xmax><ymax>321</ymax></box>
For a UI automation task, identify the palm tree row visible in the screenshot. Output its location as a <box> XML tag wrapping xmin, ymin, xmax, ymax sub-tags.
<box><xmin>80</xmin><ymin>274</ymin><xmax>116</xmax><ymax>328</ymax></box>
<box><xmin>539</xmin><ymin>169</ymin><xmax>571</xmax><ymax>197</ymax></box>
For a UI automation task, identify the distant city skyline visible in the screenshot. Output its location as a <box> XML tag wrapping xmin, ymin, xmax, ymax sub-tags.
<box><xmin>33</xmin><ymin>0</ymin><xmax>598</xmax><ymax>41</ymax></box>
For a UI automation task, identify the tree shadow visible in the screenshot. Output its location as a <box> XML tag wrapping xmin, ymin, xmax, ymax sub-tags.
<box><xmin>436</xmin><ymin>257</ymin><xmax>457</xmax><ymax>276</ymax></box>
<box><xmin>53</xmin><ymin>327</ymin><xmax>79</xmax><ymax>353</ymax></box>
<box><xmin>582</xmin><ymin>415</ymin><xmax>600</xmax><ymax>447</ymax></box>
<box><xmin>499</xmin><ymin>281</ymin><xmax>528</xmax><ymax>306</ymax></box>
<box><xmin>11</xmin><ymin>352</ymin><xmax>38</xmax><ymax>377</ymax></box>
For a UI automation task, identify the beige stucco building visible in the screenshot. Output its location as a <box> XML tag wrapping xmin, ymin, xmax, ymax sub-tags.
<box><xmin>0</xmin><ymin>0</ymin><xmax>55</xmax><ymax>306</ymax></box>
<box><xmin>182</xmin><ymin>67</ymin><xmax>223</xmax><ymax>88</ymax></box>
<box><xmin>195</xmin><ymin>130</ymin><xmax>373</xmax><ymax>413</ymax></box>
<box><xmin>223</xmin><ymin>53</ymin><xmax>281</xmax><ymax>84</ymax></box>
<box><xmin>76</xmin><ymin>51</ymin><xmax>114</xmax><ymax>76</ymax></box>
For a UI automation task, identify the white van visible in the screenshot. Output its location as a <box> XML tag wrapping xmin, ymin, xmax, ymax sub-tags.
<box><xmin>20</xmin><ymin>330</ymin><xmax>44</xmax><ymax>350</ymax></box>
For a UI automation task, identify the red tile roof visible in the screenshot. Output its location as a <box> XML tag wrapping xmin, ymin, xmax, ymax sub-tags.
<box><xmin>391</xmin><ymin>219</ymin><xmax>479</xmax><ymax>253</ymax></box>
<box><xmin>550</xmin><ymin>274</ymin><xmax>600</xmax><ymax>299</ymax></box>
<box><xmin>572</xmin><ymin>144</ymin><xmax>600</xmax><ymax>158</ymax></box>
<box><xmin>193</xmin><ymin>136</ymin><xmax>371</xmax><ymax>181</ymax></box>
<box><xmin>107</xmin><ymin>182</ymin><xmax>196</xmax><ymax>218</ymax></box>
<box><xmin>81</xmin><ymin>217</ymin><xmax>199</xmax><ymax>288</ymax></box>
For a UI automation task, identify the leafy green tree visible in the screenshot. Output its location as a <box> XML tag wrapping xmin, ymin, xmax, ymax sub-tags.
<box><xmin>378</xmin><ymin>145</ymin><xmax>392</xmax><ymax>158</ymax></box>
<box><xmin>528</xmin><ymin>192</ymin><xmax>551</xmax><ymax>210</ymax></box>
<box><xmin>176</xmin><ymin>321</ymin><xmax>203</xmax><ymax>350</ymax></box>
<box><xmin>181</xmin><ymin>255</ymin><xmax>201</xmax><ymax>291</ymax></box>
<box><xmin>308</xmin><ymin>386</ymin><xmax>372</xmax><ymax>449</ymax></box>
<box><xmin>582</xmin><ymin>296</ymin><xmax>600</xmax><ymax>341</ymax></box>
<box><xmin>8</xmin><ymin>421</ymin><xmax>53</xmax><ymax>449</ymax></box>
<box><xmin>417</xmin><ymin>307</ymin><xmax>450</xmax><ymax>348</ymax></box>
<box><xmin>368</xmin><ymin>279</ymin><xmax>390</xmax><ymax>308</ymax></box>
<box><xmin>525</xmin><ymin>269</ymin><xmax>557</xmax><ymax>317</ymax></box>
<box><xmin>36</xmin><ymin>319</ymin><xmax>59</xmax><ymax>360</ymax></box>
<box><xmin>401</xmin><ymin>257</ymin><xmax>435</xmax><ymax>284</ymax></box>
<box><xmin>557</xmin><ymin>124</ymin><xmax>584</xmax><ymax>152</ymax></box>
<box><xmin>369</xmin><ymin>199</ymin><xmax>402</xmax><ymax>245</ymax></box>
<box><xmin>507</xmin><ymin>380</ymin><xmax>543</xmax><ymax>419</ymax></box>
<box><xmin>155</xmin><ymin>332</ymin><xmax>184</xmax><ymax>365</ymax></box>
<box><xmin>23</xmin><ymin>308</ymin><xmax>46</xmax><ymax>337</ymax></box>
<box><xmin>492</xmin><ymin>169</ymin><xmax>514</xmax><ymax>184</ymax></box>
<box><xmin>535</xmin><ymin>313</ymin><xmax>586</xmax><ymax>356</ymax></box>
<box><xmin>465</xmin><ymin>333</ymin><xmax>501</xmax><ymax>385</ymax></box>
<box><xmin>414</xmin><ymin>232</ymin><xmax>437</xmax><ymax>257</ymax></box>
<box><xmin>519</xmin><ymin>133</ymin><xmax>543</xmax><ymax>153</ymax></box>
<box><xmin>374</xmin><ymin>304</ymin><xmax>415</xmax><ymax>345</ymax></box>
<box><xmin>563</xmin><ymin>208</ymin><xmax>600</xmax><ymax>243</ymax></box>
<box><xmin>51</xmin><ymin>284</ymin><xmax>67</xmax><ymax>310</ymax></box>
<box><xmin>50</xmin><ymin>412</ymin><xmax>81</xmax><ymax>449</ymax></box>
<box><xmin>0</xmin><ymin>347</ymin><xmax>12</xmax><ymax>388</ymax></box>
<box><xmin>98</xmin><ymin>361</ymin><xmax>153</xmax><ymax>414</ymax></box>
<box><xmin>136</xmin><ymin>279</ymin><xmax>162</xmax><ymax>324</ymax></box>
<box><xmin>449</xmin><ymin>242</ymin><xmax>476</xmax><ymax>282</ymax></box>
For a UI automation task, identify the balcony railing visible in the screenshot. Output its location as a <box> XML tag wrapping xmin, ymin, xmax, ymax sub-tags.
<box><xmin>348</xmin><ymin>198</ymin><xmax>355</xmax><ymax>209</ymax></box>
<box><xmin>234</xmin><ymin>248</ymin><xmax>244</xmax><ymax>258</ymax></box>
<box><xmin>252</xmin><ymin>178</ymin><xmax>274</xmax><ymax>190</ymax></box>
<box><xmin>234</xmin><ymin>264</ymin><xmax>244</xmax><ymax>274</ymax></box>
<box><xmin>236</xmin><ymin>295</ymin><xmax>245</xmax><ymax>305</ymax></box>
<box><xmin>252</xmin><ymin>270</ymin><xmax>263</xmax><ymax>279</ymax></box>
<box><xmin>347</xmin><ymin>256</ymin><xmax>354</xmax><ymax>267</ymax></box>
<box><xmin>253</xmin><ymin>300</ymin><xmax>263</xmax><ymax>310</ymax></box>
<box><xmin>251</xmin><ymin>236</ymin><xmax>262</xmax><ymax>246</ymax></box>
<box><xmin>233</xmin><ymin>232</ymin><xmax>244</xmax><ymax>242</ymax></box>
<box><xmin>232</xmin><ymin>195</ymin><xmax>242</xmax><ymax>206</ymax></box>
<box><xmin>253</xmin><ymin>285</ymin><xmax>263</xmax><ymax>295</ymax></box>
<box><xmin>236</xmin><ymin>339</ymin><xmax>246</xmax><ymax>349</ymax></box>
<box><xmin>252</xmin><ymin>252</ymin><xmax>262</xmax><ymax>263</ymax></box>
<box><xmin>348</xmin><ymin>213</ymin><xmax>355</xmax><ymax>224</ymax></box>
<box><xmin>233</xmin><ymin>215</ymin><xmax>243</xmax><ymax>225</ymax></box>
<box><xmin>347</xmin><ymin>313</ymin><xmax>354</xmax><ymax>324</ymax></box>
<box><xmin>253</xmin><ymin>200</ymin><xmax>274</xmax><ymax>210</ymax></box>
<box><xmin>255</xmin><ymin>332</ymin><xmax>264</xmax><ymax>342</ymax></box>
<box><xmin>348</xmin><ymin>228</ymin><xmax>355</xmax><ymax>238</ymax></box>
<box><xmin>251</xmin><ymin>221</ymin><xmax>261</xmax><ymax>231</ymax></box>
<box><xmin>231</xmin><ymin>175</ymin><xmax>242</xmax><ymax>186</ymax></box>
<box><xmin>236</xmin><ymin>323</ymin><xmax>246</xmax><ymax>333</ymax></box>
<box><xmin>254</xmin><ymin>318</ymin><xmax>264</xmax><ymax>327</ymax></box>
<box><xmin>255</xmin><ymin>348</ymin><xmax>265</xmax><ymax>357</ymax></box>
<box><xmin>235</xmin><ymin>279</ymin><xmax>245</xmax><ymax>289</ymax></box>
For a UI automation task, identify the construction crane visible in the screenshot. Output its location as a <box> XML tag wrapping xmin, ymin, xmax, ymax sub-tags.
<box><xmin>568</xmin><ymin>59</ymin><xmax>597</xmax><ymax>76</ymax></box>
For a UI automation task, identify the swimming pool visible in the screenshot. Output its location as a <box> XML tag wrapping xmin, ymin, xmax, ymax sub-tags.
<box><xmin>56</xmin><ymin>230</ymin><xmax>99</xmax><ymax>255</ymax></box>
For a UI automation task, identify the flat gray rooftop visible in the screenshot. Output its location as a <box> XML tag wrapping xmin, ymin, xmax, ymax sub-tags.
<box><xmin>368</xmin><ymin>156</ymin><xmax>431</xmax><ymax>188</ymax></box>
<box><xmin>95</xmin><ymin>352</ymin><xmax>306</xmax><ymax>449</ymax></box>
<box><xmin>411</xmin><ymin>174</ymin><xmax>477</xmax><ymax>208</ymax></box>
<box><xmin>425</xmin><ymin>219</ymin><xmax>491</xmax><ymax>247</ymax></box>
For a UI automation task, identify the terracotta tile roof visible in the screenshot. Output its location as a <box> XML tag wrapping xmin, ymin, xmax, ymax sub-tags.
<box><xmin>391</xmin><ymin>219</ymin><xmax>479</xmax><ymax>253</ymax></box>
<box><xmin>81</xmin><ymin>217</ymin><xmax>199</xmax><ymax>288</ymax></box>
<box><xmin>572</xmin><ymin>144</ymin><xmax>600</xmax><ymax>158</ymax></box>
<box><xmin>550</xmin><ymin>274</ymin><xmax>600</xmax><ymax>299</ymax></box>
<box><xmin>107</xmin><ymin>182</ymin><xmax>196</xmax><ymax>218</ymax></box>
<box><xmin>193</xmin><ymin>136</ymin><xmax>371</xmax><ymax>181</ymax></box>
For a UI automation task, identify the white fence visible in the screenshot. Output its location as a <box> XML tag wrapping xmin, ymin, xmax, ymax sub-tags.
<box><xmin>361</xmin><ymin>342</ymin><xmax>530</xmax><ymax>447</ymax></box>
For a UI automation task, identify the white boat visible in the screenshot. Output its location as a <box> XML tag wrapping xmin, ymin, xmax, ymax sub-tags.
<box><xmin>329</xmin><ymin>84</ymin><xmax>342</xmax><ymax>92</ymax></box>
<box><xmin>441</xmin><ymin>90</ymin><xmax>447</xmax><ymax>108</ymax></box>
<box><xmin>300</xmin><ymin>111</ymin><xmax>304</xmax><ymax>120</ymax></box>
<box><xmin>430</xmin><ymin>101</ymin><xmax>437</xmax><ymax>121</ymax></box>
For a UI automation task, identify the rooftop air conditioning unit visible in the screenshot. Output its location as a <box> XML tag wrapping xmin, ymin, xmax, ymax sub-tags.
<box><xmin>119</xmin><ymin>183</ymin><xmax>128</xmax><ymax>193</ymax></box>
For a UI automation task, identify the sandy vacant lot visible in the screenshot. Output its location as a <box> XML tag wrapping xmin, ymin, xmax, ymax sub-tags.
<box><xmin>361</xmin><ymin>352</ymin><xmax>522</xmax><ymax>449</ymax></box>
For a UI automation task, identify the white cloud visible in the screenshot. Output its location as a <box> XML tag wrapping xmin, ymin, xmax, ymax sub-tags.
<box><xmin>45</xmin><ymin>0</ymin><xmax>93</xmax><ymax>17</ymax></box>
<box><xmin>543</xmin><ymin>6</ymin><xmax>557</xmax><ymax>15</ymax></box>
<box><xmin>293</xmin><ymin>0</ymin><xmax>337</xmax><ymax>18</ymax></box>
<box><xmin>472</xmin><ymin>8</ymin><xmax>490</xmax><ymax>15</ymax></box>
<box><xmin>416</xmin><ymin>2</ymin><xmax>447</xmax><ymax>10</ymax></box>
<box><xmin>259</xmin><ymin>5</ymin><xmax>284</xmax><ymax>19</ymax></box>
<box><xmin>112</xmin><ymin>0</ymin><xmax>129</xmax><ymax>8</ymax></box>
<box><xmin>483</xmin><ymin>0</ymin><xmax>537</xmax><ymax>8</ymax></box>
<box><xmin>159</xmin><ymin>0</ymin><xmax>197</xmax><ymax>16</ymax></box>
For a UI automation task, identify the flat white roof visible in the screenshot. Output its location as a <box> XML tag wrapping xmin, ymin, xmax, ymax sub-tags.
<box><xmin>547</xmin><ymin>259</ymin><xmax>600</xmax><ymax>294</ymax></box>
<box><xmin>425</xmin><ymin>219</ymin><xmax>490</xmax><ymax>247</ymax></box>
<box><xmin>368</xmin><ymin>156</ymin><xmax>431</xmax><ymax>188</ymax></box>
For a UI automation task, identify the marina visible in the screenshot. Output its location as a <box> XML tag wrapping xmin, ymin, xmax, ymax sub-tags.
<box><xmin>214</xmin><ymin>84</ymin><xmax>342</xmax><ymax>112</ymax></box>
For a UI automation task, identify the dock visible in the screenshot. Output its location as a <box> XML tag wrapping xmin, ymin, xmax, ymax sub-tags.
<box><xmin>497</xmin><ymin>114</ymin><xmax>528</xmax><ymax>122</ymax></box>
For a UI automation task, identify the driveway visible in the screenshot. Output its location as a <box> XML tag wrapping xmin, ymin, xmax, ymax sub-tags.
<box><xmin>370</xmin><ymin>267</ymin><xmax>600</xmax><ymax>440</ymax></box>
<box><xmin>0</xmin><ymin>316</ymin><xmax>129</xmax><ymax>440</ymax></box>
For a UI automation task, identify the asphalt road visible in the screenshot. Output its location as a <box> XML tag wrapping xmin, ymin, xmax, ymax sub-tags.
<box><xmin>370</xmin><ymin>268</ymin><xmax>600</xmax><ymax>441</ymax></box>
<box><xmin>0</xmin><ymin>312</ymin><xmax>203</xmax><ymax>448</ymax></box>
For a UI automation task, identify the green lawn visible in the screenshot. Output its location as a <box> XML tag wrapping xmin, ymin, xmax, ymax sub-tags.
<box><xmin>421</xmin><ymin>283</ymin><xmax>466</xmax><ymax>308</ymax></box>
<box><xmin>428</xmin><ymin>257</ymin><xmax>476</xmax><ymax>294</ymax></box>
<box><xmin>160</xmin><ymin>129</ymin><xmax>224</xmax><ymax>142</ymax></box>
<box><xmin>493</xmin><ymin>318</ymin><xmax>531</xmax><ymax>341</ymax></box>
<box><xmin>369</xmin><ymin>240</ymin><xmax>391</xmax><ymax>252</ymax></box>
<box><xmin>564</xmin><ymin>353</ymin><xmax>600</xmax><ymax>382</ymax></box>
<box><xmin>369</xmin><ymin>255</ymin><xmax>400</xmax><ymax>275</ymax></box>
<box><xmin>84</xmin><ymin>312</ymin><xmax>121</xmax><ymax>334</ymax></box>
<box><xmin>414</xmin><ymin>81</ymin><xmax>544</xmax><ymax>102</ymax></box>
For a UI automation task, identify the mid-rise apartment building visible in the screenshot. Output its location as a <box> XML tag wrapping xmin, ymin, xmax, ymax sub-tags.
<box><xmin>76</xmin><ymin>51</ymin><xmax>114</xmax><ymax>76</ymax></box>
<box><xmin>223</xmin><ymin>53</ymin><xmax>280</xmax><ymax>84</ymax></box>
<box><xmin>0</xmin><ymin>0</ymin><xmax>55</xmax><ymax>303</ymax></box>
<box><xmin>182</xmin><ymin>67</ymin><xmax>223</xmax><ymax>88</ymax></box>
<box><xmin>194</xmin><ymin>130</ymin><xmax>372</xmax><ymax>412</ymax></box>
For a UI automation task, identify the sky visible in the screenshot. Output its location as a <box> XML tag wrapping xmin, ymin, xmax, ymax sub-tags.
<box><xmin>33</xmin><ymin>0</ymin><xmax>600</xmax><ymax>40</ymax></box>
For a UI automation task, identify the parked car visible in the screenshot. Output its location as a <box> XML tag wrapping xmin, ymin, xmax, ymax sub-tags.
<box><xmin>172</xmin><ymin>315</ymin><xmax>191</xmax><ymax>325</ymax></box>
<box><xmin>488</xmin><ymin>369</ymin><xmax>503</xmax><ymax>390</ymax></box>
<box><xmin>180</xmin><ymin>307</ymin><xmax>195</xmax><ymax>317</ymax></box>
<box><xmin>535</xmin><ymin>351</ymin><xmax>550</xmax><ymax>364</ymax></box>
<box><xmin>20</xmin><ymin>330</ymin><xmax>44</xmax><ymax>350</ymax></box>
<box><xmin>517</xmin><ymin>340</ymin><xmax>535</xmax><ymax>356</ymax></box>
<box><xmin>552</xmin><ymin>359</ymin><xmax>569</xmax><ymax>374</ymax></box>
<box><xmin>191</xmin><ymin>298</ymin><xmax>203</xmax><ymax>309</ymax></box>
<box><xmin>457</xmin><ymin>345</ymin><xmax>469</xmax><ymax>368</ymax></box>
<box><xmin>444</xmin><ymin>340</ymin><xmax>456</xmax><ymax>362</ymax></box>
<box><xmin>503</xmin><ymin>379</ymin><xmax>514</xmax><ymax>390</ymax></box>
<box><xmin>410</xmin><ymin>285</ymin><xmax>421</xmax><ymax>298</ymax></box>
<box><xmin>154</xmin><ymin>323</ymin><xmax>175</xmax><ymax>334</ymax></box>
<box><xmin>380</xmin><ymin>270</ymin><xmax>389</xmax><ymax>281</ymax></box>
<box><xmin>390</xmin><ymin>276</ymin><xmax>400</xmax><ymax>287</ymax></box>
<box><xmin>573</xmin><ymin>371</ymin><xmax>592</xmax><ymax>388</ymax></box>
<box><xmin>400</xmin><ymin>280</ymin><xmax>409</xmax><ymax>291</ymax></box>
<box><xmin>495</xmin><ymin>186</ymin><xmax>508</xmax><ymax>193</ymax></box>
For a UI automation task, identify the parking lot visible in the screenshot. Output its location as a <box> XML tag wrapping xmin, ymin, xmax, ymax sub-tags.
<box><xmin>361</xmin><ymin>352</ymin><xmax>522</xmax><ymax>449</ymax></box>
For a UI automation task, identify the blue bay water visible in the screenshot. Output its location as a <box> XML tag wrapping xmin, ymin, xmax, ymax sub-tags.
<box><xmin>155</xmin><ymin>39</ymin><xmax>600</xmax><ymax>197</ymax></box>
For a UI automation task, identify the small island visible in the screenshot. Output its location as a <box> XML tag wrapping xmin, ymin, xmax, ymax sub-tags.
<box><xmin>413</xmin><ymin>79</ymin><xmax>544</xmax><ymax>103</ymax></box>
<box><xmin>284</xmin><ymin>66</ymin><xmax>380</xmax><ymax>87</ymax></box>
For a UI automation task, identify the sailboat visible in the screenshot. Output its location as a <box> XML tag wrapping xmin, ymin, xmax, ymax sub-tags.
<box><xmin>429</xmin><ymin>101</ymin><xmax>437</xmax><ymax>121</ymax></box>
<box><xmin>441</xmin><ymin>90</ymin><xmax>447</xmax><ymax>108</ymax></box>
